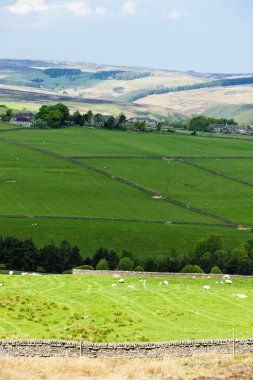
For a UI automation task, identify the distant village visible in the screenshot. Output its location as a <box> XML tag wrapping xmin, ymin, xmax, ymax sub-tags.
<box><xmin>1</xmin><ymin>108</ymin><xmax>252</xmax><ymax>135</ymax></box>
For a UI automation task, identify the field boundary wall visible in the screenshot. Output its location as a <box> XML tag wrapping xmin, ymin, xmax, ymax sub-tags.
<box><xmin>0</xmin><ymin>339</ymin><xmax>252</xmax><ymax>358</ymax></box>
<box><xmin>72</xmin><ymin>269</ymin><xmax>253</xmax><ymax>279</ymax></box>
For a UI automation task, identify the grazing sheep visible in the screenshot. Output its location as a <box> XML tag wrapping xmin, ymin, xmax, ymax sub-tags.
<box><xmin>139</xmin><ymin>279</ymin><xmax>144</xmax><ymax>283</ymax></box>
<box><xmin>112</xmin><ymin>284</ymin><xmax>117</xmax><ymax>287</ymax></box>
<box><xmin>163</xmin><ymin>280</ymin><xmax>168</xmax><ymax>286</ymax></box>
<box><xmin>225</xmin><ymin>279</ymin><xmax>232</xmax><ymax>284</ymax></box>
<box><xmin>203</xmin><ymin>285</ymin><xmax>211</xmax><ymax>290</ymax></box>
<box><xmin>192</xmin><ymin>276</ymin><xmax>196</xmax><ymax>279</ymax></box>
<box><xmin>9</xmin><ymin>271</ymin><xmax>13</xmax><ymax>275</ymax></box>
<box><xmin>207</xmin><ymin>276</ymin><xmax>211</xmax><ymax>279</ymax></box>
<box><xmin>215</xmin><ymin>281</ymin><xmax>219</xmax><ymax>285</ymax></box>
<box><xmin>21</xmin><ymin>272</ymin><xmax>28</xmax><ymax>276</ymax></box>
<box><xmin>0</xmin><ymin>283</ymin><xmax>3</xmax><ymax>287</ymax></box>
<box><xmin>127</xmin><ymin>285</ymin><xmax>134</xmax><ymax>289</ymax></box>
<box><xmin>118</xmin><ymin>279</ymin><xmax>125</xmax><ymax>283</ymax></box>
<box><xmin>236</xmin><ymin>294</ymin><xmax>247</xmax><ymax>299</ymax></box>
<box><xmin>223</xmin><ymin>274</ymin><xmax>230</xmax><ymax>279</ymax></box>
<box><xmin>113</xmin><ymin>274</ymin><xmax>120</xmax><ymax>278</ymax></box>
<box><xmin>220</xmin><ymin>281</ymin><xmax>224</xmax><ymax>284</ymax></box>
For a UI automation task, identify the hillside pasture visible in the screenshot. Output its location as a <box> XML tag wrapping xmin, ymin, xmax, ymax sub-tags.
<box><xmin>191</xmin><ymin>158</ymin><xmax>253</xmax><ymax>183</ymax></box>
<box><xmin>82</xmin><ymin>158</ymin><xmax>253</xmax><ymax>227</ymax></box>
<box><xmin>3</xmin><ymin>127</ymin><xmax>253</xmax><ymax>157</ymax></box>
<box><xmin>1</xmin><ymin>217</ymin><xmax>252</xmax><ymax>259</ymax></box>
<box><xmin>0</xmin><ymin>139</ymin><xmax>212</xmax><ymax>223</ymax></box>
<box><xmin>0</xmin><ymin>274</ymin><xmax>252</xmax><ymax>342</ymax></box>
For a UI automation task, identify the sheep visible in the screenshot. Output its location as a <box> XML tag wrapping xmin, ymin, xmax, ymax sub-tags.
<box><xmin>112</xmin><ymin>283</ymin><xmax>117</xmax><ymax>288</ymax></box>
<box><xmin>215</xmin><ymin>281</ymin><xmax>219</xmax><ymax>285</ymax></box>
<box><xmin>220</xmin><ymin>281</ymin><xmax>224</xmax><ymax>284</ymax></box>
<box><xmin>127</xmin><ymin>285</ymin><xmax>134</xmax><ymax>289</ymax></box>
<box><xmin>225</xmin><ymin>279</ymin><xmax>232</xmax><ymax>284</ymax></box>
<box><xmin>21</xmin><ymin>272</ymin><xmax>28</xmax><ymax>276</ymax></box>
<box><xmin>163</xmin><ymin>280</ymin><xmax>168</xmax><ymax>286</ymax></box>
<box><xmin>139</xmin><ymin>279</ymin><xmax>144</xmax><ymax>283</ymax></box>
<box><xmin>113</xmin><ymin>274</ymin><xmax>120</xmax><ymax>278</ymax></box>
<box><xmin>236</xmin><ymin>294</ymin><xmax>247</xmax><ymax>299</ymax></box>
<box><xmin>0</xmin><ymin>283</ymin><xmax>3</xmax><ymax>287</ymax></box>
<box><xmin>207</xmin><ymin>276</ymin><xmax>211</xmax><ymax>279</ymax></box>
<box><xmin>192</xmin><ymin>276</ymin><xmax>196</xmax><ymax>279</ymax></box>
<box><xmin>203</xmin><ymin>285</ymin><xmax>211</xmax><ymax>290</ymax></box>
<box><xmin>223</xmin><ymin>274</ymin><xmax>230</xmax><ymax>279</ymax></box>
<box><xmin>9</xmin><ymin>271</ymin><xmax>13</xmax><ymax>275</ymax></box>
<box><xmin>118</xmin><ymin>279</ymin><xmax>125</xmax><ymax>283</ymax></box>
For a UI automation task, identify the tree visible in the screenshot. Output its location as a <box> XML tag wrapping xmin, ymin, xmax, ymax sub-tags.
<box><xmin>33</xmin><ymin>119</ymin><xmax>49</xmax><ymax>129</ymax></box>
<box><xmin>93</xmin><ymin>113</ymin><xmax>103</xmax><ymax>127</ymax></box>
<box><xmin>118</xmin><ymin>257</ymin><xmax>134</xmax><ymax>271</ymax></box>
<box><xmin>83</xmin><ymin>110</ymin><xmax>93</xmax><ymax>126</ymax></box>
<box><xmin>211</xmin><ymin>266</ymin><xmax>222</xmax><ymax>274</ymax></box>
<box><xmin>104</xmin><ymin>116</ymin><xmax>115</xmax><ymax>129</ymax></box>
<box><xmin>35</xmin><ymin>103</ymin><xmax>70</xmax><ymax>128</ymax></box>
<box><xmin>71</xmin><ymin>111</ymin><xmax>84</xmax><ymax>126</ymax></box>
<box><xmin>96</xmin><ymin>259</ymin><xmax>109</xmax><ymax>270</ymax></box>
<box><xmin>181</xmin><ymin>264</ymin><xmax>204</xmax><ymax>273</ymax></box>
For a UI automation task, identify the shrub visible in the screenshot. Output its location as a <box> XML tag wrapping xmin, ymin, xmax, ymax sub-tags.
<box><xmin>134</xmin><ymin>265</ymin><xmax>144</xmax><ymax>272</ymax></box>
<box><xmin>211</xmin><ymin>266</ymin><xmax>222</xmax><ymax>274</ymax></box>
<box><xmin>0</xmin><ymin>264</ymin><xmax>6</xmax><ymax>269</ymax></box>
<box><xmin>96</xmin><ymin>259</ymin><xmax>109</xmax><ymax>270</ymax></box>
<box><xmin>181</xmin><ymin>264</ymin><xmax>204</xmax><ymax>273</ymax></box>
<box><xmin>118</xmin><ymin>257</ymin><xmax>135</xmax><ymax>271</ymax></box>
<box><xmin>36</xmin><ymin>266</ymin><xmax>45</xmax><ymax>273</ymax></box>
<box><xmin>74</xmin><ymin>265</ymin><xmax>94</xmax><ymax>270</ymax></box>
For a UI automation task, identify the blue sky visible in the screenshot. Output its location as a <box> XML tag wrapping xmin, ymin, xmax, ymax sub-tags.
<box><xmin>1</xmin><ymin>0</ymin><xmax>253</xmax><ymax>73</ymax></box>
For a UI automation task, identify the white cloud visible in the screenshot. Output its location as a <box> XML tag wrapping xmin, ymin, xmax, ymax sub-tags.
<box><xmin>165</xmin><ymin>8</ymin><xmax>185</xmax><ymax>21</ymax></box>
<box><xmin>122</xmin><ymin>1</ymin><xmax>138</xmax><ymax>15</ymax></box>
<box><xmin>5</xmin><ymin>0</ymin><xmax>48</xmax><ymax>15</ymax></box>
<box><xmin>63</xmin><ymin>1</ymin><xmax>91</xmax><ymax>16</ymax></box>
<box><xmin>63</xmin><ymin>2</ymin><xmax>106</xmax><ymax>16</ymax></box>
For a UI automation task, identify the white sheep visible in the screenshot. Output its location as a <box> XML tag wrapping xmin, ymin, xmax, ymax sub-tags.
<box><xmin>225</xmin><ymin>279</ymin><xmax>232</xmax><ymax>284</ymax></box>
<box><xmin>9</xmin><ymin>271</ymin><xmax>13</xmax><ymax>275</ymax></box>
<box><xmin>235</xmin><ymin>294</ymin><xmax>247</xmax><ymax>299</ymax></box>
<box><xmin>21</xmin><ymin>272</ymin><xmax>28</xmax><ymax>276</ymax></box>
<box><xmin>220</xmin><ymin>281</ymin><xmax>224</xmax><ymax>284</ymax></box>
<box><xmin>223</xmin><ymin>274</ymin><xmax>230</xmax><ymax>279</ymax></box>
<box><xmin>112</xmin><ymin>283</ymin><xmax>117</xmax><ymax>287</ymax></box>
<box><xmin>113</xmin><ymin>274</ymin><xmax>120</xmax><ymax>278</ymax></box>
<box><xmin>118</xmin><ymin>279</ymin><xmax>125</xmax><ymax>283</ymax></box>
<box><xmin>127</xmin><ymin>285</ymin><xmax>134</xmax><ymax>289</ymax></box>
<box><xmin>0</xmin><ymin>283</ymin><xmax>3</xmax><ymax>287</ymax></box>
<box><xmin>163</xmin><ymin>280</ymin><xmax>168</xmax><ymax>286</ymax></box>
<box><xmin>203</xmin><ymin>285</ymin><xmax>211</xmax><ymax>290</ymax></box>
<box><xmin>215</xmin><ymin>281</ymin><xmax>219</xmax><ymax>285</ymax></box>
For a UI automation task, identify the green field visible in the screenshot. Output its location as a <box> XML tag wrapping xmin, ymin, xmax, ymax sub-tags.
<box><xmin>191</xmin><ymin>158</ymin><xmax>253</xmax><ymax>183</ymax></box>
<box><xmin>1</xmin><ymin>127</ymin><xmax>253</xmax><ymax>258</ymax></box>
<box><xmin>82</xmin><ymin>158</ymin><xmax>253</xmax><ymax>226</ymax></box>
<box><xmin>0</xmin><ymin>274</ymin><xmax>252</xmax><ymax>342</ymax></box>
<box><xmin>3</xmin><ymin>127</ymin><xmax>253</xmax><ymax>157</ymax></box>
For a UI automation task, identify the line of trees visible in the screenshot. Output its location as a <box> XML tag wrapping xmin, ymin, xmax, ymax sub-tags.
<box><xmin>1</xmin><ymin>234</ymin><xmax>253</xmax><ymax>275</ymax></box>
<box><xmin>0</xmin><ymin>237</ymin><xmax>82</xmax><ymax>273</ymax></box>
<box><xmin>77</xmin><ymin>235</ymin><xmax>253</xmax><ymax>276</ymax></box>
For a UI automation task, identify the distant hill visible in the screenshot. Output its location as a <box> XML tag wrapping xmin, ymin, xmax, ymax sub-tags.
<box><xmin>1</xmin><ymin>58</ymin><xmax>253</xmax><ymax>125</ymax></box>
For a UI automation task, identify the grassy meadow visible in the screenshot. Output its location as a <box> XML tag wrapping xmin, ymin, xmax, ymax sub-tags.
<box><xmin>0</xmin><ymin>274</ymin><xmax>252</xmax><ymax>342</ymax></box>
<box><xmin>1</xmin><ymin>127</ymin><xmax>253</xmax><ymax>258</ymax></box>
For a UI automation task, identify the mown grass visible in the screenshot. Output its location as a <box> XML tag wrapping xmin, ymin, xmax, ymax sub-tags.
<box><xmin>83</xmin><ymin>158</ymin><xmax>253</xmax><ymax>227</ymax></box>
<box><xmin>3</xmin><ymin>127</ymin><xmax>253</xmax><ymax>157</ymax></box>
<box><xmin>0</xmin><ymin>274</ymin><xmax>252</xmax><ymax>342</ymax></box>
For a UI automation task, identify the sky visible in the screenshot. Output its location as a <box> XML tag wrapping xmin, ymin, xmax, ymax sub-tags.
<box><xmin>1</xmin><ymin>0</ymin><xmax>253</xmax><ymax>73</ymax></box>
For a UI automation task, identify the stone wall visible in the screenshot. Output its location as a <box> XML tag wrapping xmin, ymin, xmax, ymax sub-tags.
<box><xmin>72</xmin><ymin>269</ymin><xmax>253</xmax><ymax>280</ymax></box>
<box><xmin>0</xmin><ymin>339</ymin><xmax>253</xmax><ymax>358</ymax></box>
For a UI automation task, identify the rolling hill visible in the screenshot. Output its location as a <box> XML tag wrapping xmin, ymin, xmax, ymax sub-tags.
<box><xmin>1</xmin><ymin>59</ymin><xmax>253</xmax><ymax>124</ymax></box>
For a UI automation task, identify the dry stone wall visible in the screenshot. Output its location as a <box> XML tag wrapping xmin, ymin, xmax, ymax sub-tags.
<box><xmin>73</xmin><ymin>269</ymin><xmax>253</xmax><ymax>280</ymax></box>
<box><xmin>0</xmin><ymin>339</ymin><xmax>253</xmax><ymax>358</ymax></box>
